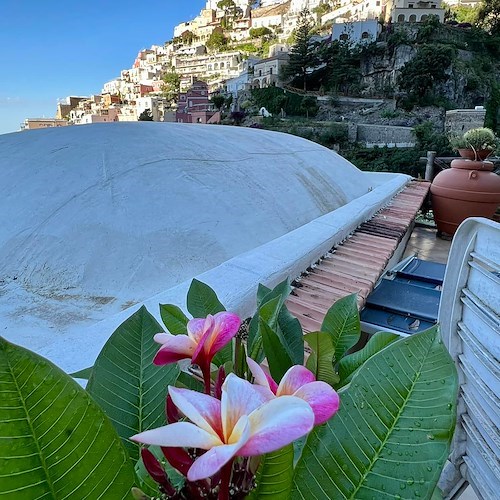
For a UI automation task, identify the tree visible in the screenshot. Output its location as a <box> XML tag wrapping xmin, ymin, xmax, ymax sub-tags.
<box><xmin>206</xmin><ymin>29</ymin><xmax>228</xmax><ymax>51</ymax></box>
<box><xmin>397</xmin><ymin>44</ymin><xmax>455</xmax><ymax>99</ymax></box>
<box><xmin>283</xmin><ymin>9</ymin><xmax>318</xmax><ymax>90</ymax></box>
<box><xmin>211</xmin><ymin>94</ymin><xmax>226</xmax><ymax>110</ymax></box>
<box><xmin>300</xmin><ymin>96</ymin><xmax>318</xmax><ymax>118</ymax></box>
<box><xmin>138</xmin><ymin>108</ymin><xmax>154</xmax><ymax>121</ymax></box>
<box><xmin>476</xmin><ymin>0</ymin><xmax>500</xmax><ymax>36</ymax></box>
<box><xmin>162</xmin><ymin>71</ymin><xmax>181</xmax><ymax>104</ymax></box>
<box><xmin>249</xmin><ymin>27</ymin><xmax>272</xmax><ymax>38</ymax></box>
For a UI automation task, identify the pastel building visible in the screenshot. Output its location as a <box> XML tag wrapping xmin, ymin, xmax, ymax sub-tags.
<box><xmin>175</xmin><ymin>80</ymin><xmax>219</xmax><ymax>124</ymax></box>
<box><xmin>388</xmin><ymin>0</ymin><xmax>445</xmax><ymax>23</ymax></box>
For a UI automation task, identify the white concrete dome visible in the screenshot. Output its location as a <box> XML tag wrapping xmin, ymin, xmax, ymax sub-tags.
<box><xmin>0</xmin><ymin>122</ymin><xmax>387</xmax><ymax>353</ymax></box>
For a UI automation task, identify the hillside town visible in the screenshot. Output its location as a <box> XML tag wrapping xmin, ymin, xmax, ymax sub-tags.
<box><xmin>22</xmin><ymin>0</ymin><xmax>448</xmax><ymax>129</ymax></box>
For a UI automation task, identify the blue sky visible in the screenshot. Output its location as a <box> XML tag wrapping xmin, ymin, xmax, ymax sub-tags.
<box><xmin>0</xmin><ymin>0</ymin><xmax>206</xmax><ymax>135</ymax></box>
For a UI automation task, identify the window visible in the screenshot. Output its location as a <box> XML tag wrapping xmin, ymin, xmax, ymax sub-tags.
<box><xmin>398</xmin><ymin>14</ymin><xmax>405</xmax><ymax>22</ymax></box>
<box><xmin>340</xmin><ymin>33</ymin><xmax>349</xmax><ymax>41</ymax></box>
<box><xmin>269</xmin><ymin>67</ymin><xmax>273</xmax><ymax>74</ymax></box>
<box><xmin>409</xmin><ymin>14</ymin><xmax>416</xmax><ymax>22</ymax></box>
<box><xmin>409</xmin><ymin>3</ymin><xmax>413</xmax><ymax>7</ymax></box>
<box><xmin>421</xmin><ymin>14</ymin><xmax>428</xmax><ymax>21</ymax></box>
<box><xmin>376</xmin><ymin>1</ymin><xmax>380</xmax><ymax>5</ymax></box>
<box><xmin>361</xmin><ymin>31</ymin><xmax>369</xmax><ymax>39</ymax></box>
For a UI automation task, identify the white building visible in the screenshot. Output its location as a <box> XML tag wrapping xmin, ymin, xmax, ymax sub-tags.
<box><xmin>332</xmin><ymin>19</ymin><xmax>380</xmax><ymax>43</ymax></box>
<box><xmin>252</xmin><ymin>51</ymin><xmax>289</xmax><ymax>88</ymax></box>
<box><xmin>136</xmin><ymin>96</ymin><xmax>171</xmax><ymax>122</ymax></box>
<box><xmin>388</xmin><ymin>0</ymin><xmax>445</xmax><ymax>23</ymax></box>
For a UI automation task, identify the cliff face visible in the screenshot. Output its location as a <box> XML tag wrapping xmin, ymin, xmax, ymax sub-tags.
<box><xmin>360</xmin><ymin>44</ymin><xmax>417</xmax><ymax>96</ymax></box>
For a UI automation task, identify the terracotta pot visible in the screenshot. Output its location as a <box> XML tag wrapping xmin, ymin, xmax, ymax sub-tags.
<box><xmin>458</xmin><ymin>148</ymin><xmax>493</xmax><ymax>161</ymax></box>
<box><xmin>430</xmin><ymin>159</ymin><xmax>500</xmax><ymax>235</ymax></box>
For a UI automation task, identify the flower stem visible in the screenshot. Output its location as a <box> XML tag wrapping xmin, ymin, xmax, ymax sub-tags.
<box><xmin>201</xmin><ymin>362</ymin><xmax>212</xmax><ymax>395</ymax></box>
<box><xmin>218</xmin><ymin>460</ymin><xmax>233</xmax><ymax>500</ymax></box>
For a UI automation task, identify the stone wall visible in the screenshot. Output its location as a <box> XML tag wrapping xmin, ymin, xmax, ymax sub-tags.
<box><xmin>355</xmin><ymin>123</ymin><xmax>415</xmax><ymax>147</ymax></box>
<box><xmin>444</xmin><ymin>109</ymin><xmax>486</xmax><ymax>136</ymax></box>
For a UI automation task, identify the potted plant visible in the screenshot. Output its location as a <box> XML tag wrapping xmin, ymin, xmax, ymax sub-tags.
<box><xmin>449</xmin><ymin>127</ymin><xmax>499</xmax><ymax>161</ymax></box>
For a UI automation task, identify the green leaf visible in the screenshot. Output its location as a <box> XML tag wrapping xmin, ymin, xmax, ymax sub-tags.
<box><xmin>277</xmin><ymin>304</ymin><xmax>304</xmax><ymax>366</ymax></box>
<box><xmin>261</xmin><ymin>318</ymin><xmax>293</xmax><ymax>381</ymax></box>
<box><xmin>337</xmin><ymin>331</ymin><xmax>399</xmax><ymax>387</ymax></box>
<box><xmin>69</xmin><ymin>366</ymin><xmax>93</xmax><ymax>379</ymax></box>
<box><xmin>186</xmin><ymin>279</ymin><xmax>225</xmax><ymax>317</ymax></box>
<box><xmin>304</xmin><ymin>332</ymin><xmax>339</xmax><ymax>386</ymax></box>
<box><xmin>248</xmin><ymin>279</ymin><xmax>292</xmax><ymax>360</ymax></box>
<box><xmin>212</xmin><ymin>341</ymin><xmax>233</xmax><ymax>367</ymax></box>
<box><xmin>320</xmin><ymin>293</ymin><xmax>361</xmax><ymax>362</ymax></box>
<box><xmin>87</xmin><ymin>306</ymin><xmax>179</xmax><ymax>462</ymax></box>
<box><xmin>175</xmin><ymin>371</ymin><xmax>204</xmax><ymax>392</ymax></box>
<box><xmin>159</xmin><ymin>303</ymin><xmax>189</xmax><ymax>334</ymax></box>
<box><xmin>292</xmin><ymin>326</ymin><xmax>459</xmax><ymax>500</ymax></box>
<box><xmin>0</xmin><ymin>337</ymin><xmax>135</xmax><ymax>499</ymax></box>
<box><xmin>256</xmin><ymin>283</ymin><xmax>272</xmax><ymax>306</ymax></box>
<box><xmin>249</xmin><ymin>444</ymin><xmax>294</xmax><ymax>499</ymax></box>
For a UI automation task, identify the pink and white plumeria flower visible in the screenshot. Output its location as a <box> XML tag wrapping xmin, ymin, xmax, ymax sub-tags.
<box><xmin>247</xmin><ymin>357</ymin><xmax>340</xmax><ymax>425</ymax></box>
<box><xmin>153</xmin><ymin>312</ymin><xmax>241</xmax><ymax>392</ymax></box>
<box><xmin>131</xmin><ymin>373</ymin><xmax>315</xmax><ymax>481</ymax></box>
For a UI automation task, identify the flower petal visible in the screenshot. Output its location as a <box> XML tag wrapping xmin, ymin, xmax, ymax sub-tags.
<box><xmin>169</xmin><ymin>387</ymin><xmax>223</xmax><ymax>438</ymax></box>
<box><xmin>294</xmin><ymin>381</ymin><xmax>340</xmax><ymax>425</ymax></box>
<box><xmin>187</xmin><ymin>416</ymin><xmax>251</xmax><ymax>481</ymax></box>
<box><xmin>221</xmin><ymin>373</ymin><xmax>272</xmax><ymax>442</ymax></box>
<box><xmin>153</xmin><ymin>334</ymin><xmax>197</xmax><ymax>365</ymax></box>
<box><xmin>238</xmin><ymin>396</ymin><xmax>314</xmax><ymax>456</ymax></box>
<box><xmin>131</xmin><ymin>422</ymin><xmax>222</xmax><ymax>449</ymax></box>
<box><xmin>187</xmin><ymin>317</ymin><xmax>211</xmax><ymax>343</ymax></box>
<box><xmin>277</xmin><ymin>365</ymin><xmax>316</xmax><ymax>396</ymax></box>
<box><xmin>246</xmin><ymin>357</ymin><xmax>278</xmax><ymax>394</ymax></box>
<box><xmin>204</xmin><ymin>312</ymin><xmax>241</xmax><ymax>358</ymax></box>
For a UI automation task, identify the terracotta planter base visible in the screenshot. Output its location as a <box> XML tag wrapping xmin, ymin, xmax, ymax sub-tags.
<box><xmin>430</xmin><ymin>159</ymin><xmax>500</xmax><ymax>235</ymax></box>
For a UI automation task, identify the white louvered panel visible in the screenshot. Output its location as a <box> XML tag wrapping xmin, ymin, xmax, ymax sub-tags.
<box><xmin>458</xmin><ymin>322</ymin><xmax>499</xmax><ymax>397</ymax></box>
<box><xmin>459</xmin><ymin>359</ymin><xmax>500</xmax><ymax>431</ymax></box>
<box><xmin>461</xmin><ymin>386</ymin><xmax>500</xmax><ymax>459</ymax></box>
<box><xmin>466</xmin><ymin>259</ymin><xmax>500</xmax><ymax>322</ymax></box>
<box><xmin>462</xmin><ymin>414</ymin><xmax>500</xmax><ymax>500</ymax></box>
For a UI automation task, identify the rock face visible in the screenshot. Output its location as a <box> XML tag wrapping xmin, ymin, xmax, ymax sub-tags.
<box><xmin>0</xmin><ymin>122</ymin><xmax>377</xmax><ymax>338</ymax></box>
<box><xmin>361</xmin><ymin>44</ymin><xmax>417</xmax><ymax>96</ymax></box>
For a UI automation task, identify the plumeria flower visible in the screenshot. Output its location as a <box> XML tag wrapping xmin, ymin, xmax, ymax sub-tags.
<box><xmin>247</xmin><ymin>357</ymin><xmax>340</xmax><ymax>425</ymax></box>
<box><xmin>131</xmin><ymin>373</ymin><xmax>315</xmax><ymax>481</ymax></box>
<box><xmin>153</xmin><ymin>312</ymin><xmax>241</xmax><ymax>392</ymax></box>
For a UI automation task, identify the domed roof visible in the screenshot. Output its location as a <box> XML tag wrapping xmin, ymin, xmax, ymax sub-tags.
<box><xmin>0</xmin><ymin>122</ymin><xmax>374</xmax><ymax>334</ymax></box>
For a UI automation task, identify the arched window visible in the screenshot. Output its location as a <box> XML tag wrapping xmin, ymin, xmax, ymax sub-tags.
<box><xmin>420</xmin><ymin>14</ymin><xmax>428</xmax><ymax>21</ymax></box>
<box><xmin>214</xmin><ymin>63</ymin><xmax>219</xmax><ymax>70</ymax></box>
<box><xmin>409</xmin><ymin>14</ymin><xmax>416</xmax><ymax>22</ymax></box>
<box><xmin>361</xmin><ymin>31</ymin><xmax>369</xmax><ymax>39</ymax></box>
<box><xmin>397</xmin><ymin>14</ymin><xmax>405</xmax><ymax>22</ymax></box>
<box><xmin>220</xmin><ymin>62</ymin><xmax>225</xmax><ymax>69</ymax></box>
<box><xmin>339</xmin><ymin>33</ymin><xmax>348</xmax><ymax>41</ymax></box>
<box><xmin>269</xmin><ymin>67</ymin><xmax>273</xmax><ymax>75</ymax></box>
<box><xmin>208</xmin><ymin>64</ymin><xmax>212</xmax><ymax>71</ymax></box>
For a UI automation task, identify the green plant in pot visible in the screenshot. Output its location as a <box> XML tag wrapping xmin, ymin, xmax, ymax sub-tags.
<box><xmin>450</xmin><ymin>127</ymin><xmax>499</xmax><ymax>161</ymax></box>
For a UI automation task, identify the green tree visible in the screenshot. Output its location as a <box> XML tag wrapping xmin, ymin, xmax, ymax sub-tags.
<box><xmin>476</xmin><ymin>0</ymin><xmax>500</xmax><ymax>36</ymax></box>
<box><xmin>397</xmin><ymin>44</ymin><xmax>456</xmax><ymax>99</ymax></box>
<box><xmin>138</xmin><ymin>108</ymin><xmax>154</xmax><ymax>121</ymax></box>
<box><xmin>249</xmin><ymin>27</ymin><xmax>272</xmax><ymax>38</ymax></box>
<box><xmin>211</xmin><ymin>94</ymin><xmax>226</xmax><ymax>110</ymax></box>
<box><xmin>162</xmin><ymin>71</ymin><xmax>181</xmax><ymax>104</ymax></box>
<box><xmin>283</xmin><ymin>9</ymin><xmax>318</xmax><ymax>90</ymax></box>
<box><xmin>206</xmin><ymin>29</ymin><xmax>229</xmax><ymax>51</ymax></box>
<box><xmin>300</xmin><ymin>95</ymin><xmax>319</xmax><ymax>118</ymax></box>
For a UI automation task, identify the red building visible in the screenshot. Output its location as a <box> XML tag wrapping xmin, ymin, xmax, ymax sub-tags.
<box><xmin>175</xmin><ymin>80</ymin><xmax>219</xmax><ymax>124</ymax></box>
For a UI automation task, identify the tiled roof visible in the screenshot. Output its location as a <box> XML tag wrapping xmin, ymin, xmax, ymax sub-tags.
<box><xmin>286</xmin><ymin>180</ymin><xmax>431</xmax><ymax>332</ymax></box>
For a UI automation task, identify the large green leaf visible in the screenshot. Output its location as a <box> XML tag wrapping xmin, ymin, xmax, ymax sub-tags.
<box><xmin>320</xmin><ymin>293</ymin><xmax>361</xmax><ymax>363</ymax></box>
<box><xmin>87</xmin><ymin>306</ymin><xmax>179</xmax><ymax>462</ymax></box>
<box><xmin>248</xmin><ymin>279</ymin><xmax>292</xmax><ymax>360</ymax></box>
<box><xmin>186</xmin><ymin>279</ymin><xmax>225</xmax><ymax>318</ymax></box>
<box><xmin>337</xmin><ymin>331</ymin><xmax>399</xmax><ymax>388</ymax></box>
<box><xmin>277</xmin><ymin>304</ymin><xmax>304</xmax><ymax>366</ymax></box>
<box><xmin>260</xmin><ymin>319</ymin><xmax>293</xmax><ymax>382</ymax></box>
<box><xmin>292</xmin><ymin>326</ymin><xmax>458</xmax><ymax>500</ymax></box>
<box><xmin>249</xmin><ymin>445</ymin><xmax>294</xmax><ymax>499</ymax></box>
<box><xmin>159</xmin><ymin>303</ymin><xmax>189</xmax><ymax>334</ymax></box>
<box><xmin>0</xmin><ymin>337</ymin><xmax>135</xmax><ymax>499</ymax></box>
<box><xmin>304</xmin><ymin>332</ymin><xmax>339</xmax><ymax>386</ymax></box>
